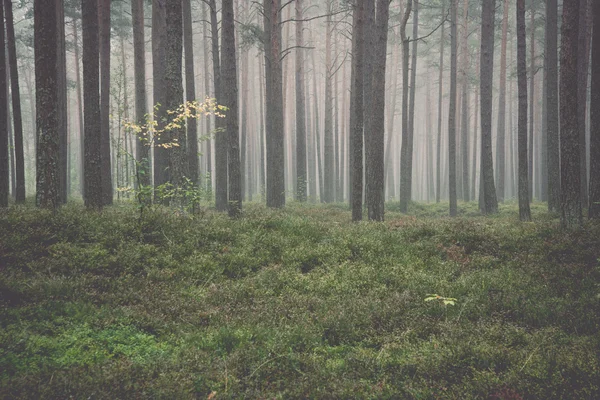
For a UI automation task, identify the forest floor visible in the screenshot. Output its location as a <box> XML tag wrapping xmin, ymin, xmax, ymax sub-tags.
<box><xmin>1</xmin><ymin>201</ymin><xmax>599</xmax><ymax>399</ymax></box>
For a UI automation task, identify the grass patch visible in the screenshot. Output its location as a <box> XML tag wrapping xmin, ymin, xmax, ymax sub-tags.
<box><xmin>1</xmin><ymin>202</ymin><xmax>599</xmax><ymax>398</ymax></box>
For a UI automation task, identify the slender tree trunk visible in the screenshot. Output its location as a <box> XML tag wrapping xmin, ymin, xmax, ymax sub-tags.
<box><xmin>221</xmin><ymin>0</ymin><xmax>241</xmax><ymax>216</ymax></box>
<box><xmin>546</xmin><ymin>0</ymin><xmax>560</xmax><ymax>211</ymax></box>
<box><xmin>528</xmin><ymin>7</ymin><xmax>535</xmax><ymax>202</ymax></box>
<box><xmin>384</xmin><ymin>33</ymin><xmax>400</xmax><ymax>200</ymax></box>
<box><xmin>480</xmin><ymin>0</ymin><xmax>498</xmax><ymax>214</ymax></box>
<box><xmin>589</xmin><ymin>0</ymin><xmax>600</xmax><ymax>218</ymax></box>
<box><xmin>258</xmin><ymin>53</ymin><xmax>266</xmax><ymax>199</ymax></box>
<box><xmin>82</xmin><ymin>0</ymin><xmax>102</xmax><ymax>209</ymax></box>
<box><xmin>295</xmin><ymin>0</ymin><xmax>307</xmax><ymax>202</ymax></box>
<box><xmin>495</xmin><ymin>0</ymin><xmax>509</xmax><ymax>202</ymax></box>
<box><xmin>98</xmin><ymin>0</ymin><xmax>112</xmax><ymax>205</ymax></box>
<box><xmin>55</xmin><ymin>0</ymin><xmax>68</xmax><ymax>204</ymax></box>
<box><xmin>201</xmin><ymin>3</ymin><xmax>212</xmax><ymax>195</ymax></box>
<box><xmin>560</xmin><ymin>0</ymin><xmax>583</xmax><ymax>227</ymax></box>
<box><xmin>153</xmin><ymin>0</ymin><xmax>169</xmax><ymax>200</ymax></box>
<box><xmin>0</xmin><ymin>2</ymin><xmax>7</xmax><ymax>207</ymax></box>
<box><xmin>471</xmin><ymin>82</ymin><xmax>479</xmax><ymax>201</ymax></box>
<box><xmin>72</xmin><ymin>18</ymin><xmax>85</xmax><ymax>196</ymax></box>
<box><xmin>323</xmin><ymin>8</ymin><xmax>334</xmax><ymax>203</ymax></box>
<box><xmin>183</xmin><ymin>0</ymin><xmax>198</xmax><ymax>186</ymax></box>
<box><xmin>577</xmin><ymin>0</ymin><xmax>591</xmax><ymax>208</ymax></box>
<box><xmin>4</xmin><ymin>0</ymin><xmax>25</xmax><ymax>203</ymax></box>
<box><xmin>351</xmin><ymin>0</ymin><xmax>365</xmax><ymax>221</ymax></box>
<box><xmin>517</xmin><ymin>0</ymin><xmax>531</xmax><ymax>221</ymax></box>
<box><xmin>131</xmin><ymin>0</ymin><xmax>150</xmax><ymax>199</ymax></box>
<box><xmin>448</xmin><ymin>0</ymin><xmax>458</xmax><ymax>216</ymax></box>
<box><xmin>436</xmin><ymin>15</ymin><xmax>445</xmax><ymax>203</ymax></box>
<box><xmin>399</xmin><ymin>0</ymin><xmax>413</xmax><ymax>212</ymax></box>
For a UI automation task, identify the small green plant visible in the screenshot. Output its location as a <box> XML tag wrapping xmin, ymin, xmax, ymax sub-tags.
<box><xmin>424</xmin><ymin>294</ymin><xmax>457</xmax><ymax>306</ymax></box>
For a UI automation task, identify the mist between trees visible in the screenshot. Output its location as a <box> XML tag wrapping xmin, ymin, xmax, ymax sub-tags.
<box><xmin>1</xmin><ymin>0</ymin><xmax>598</xmax><ymax>227</ymax></box>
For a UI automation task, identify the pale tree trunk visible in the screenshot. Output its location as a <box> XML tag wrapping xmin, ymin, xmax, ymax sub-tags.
<box><xmin>448</xmin><ymin>0</ymin><xmax>458</xmax><ymax>216</ymax></box>
<box><xmin>82</xmin><ymin>0</ymin><xmax>102</xmax><ymax>209</ymax></box>
<box><xmin>480</xmin><ymin>0</ymin><xmax>498</xmax><ymax>214</ymax></box>
<box><xmin>577</xmin><ymin>0</ymin><xmax>591</xmax><ymax>208</ymax></box>
<box><xmin>0</xmin><ymin>2</ymin><xmax>7</xmax><ymax>207</ymax></box>
<box><xmin>517</xmin><ymin>0</ymin><xmax>531</xmax><ymax>221</ymax></box>
<box><xmin>471</xmin><ymin>80</ymin><xmax>479</xmax><ymax>201</ymax></box>
<box><xmin>56</xmin><ymin>0</ymin><xmax>68</xmax><ymax>203</ymax></box>
<box><xmin>399</xmin><ymin>0</ymin><xmax>412</xmax><ymax>213</ymax></box>
<box><xmin>183</xmin><ymin>0</ymin><xmax>198</xmax><ymax>185</ymax></box>
<box><xmin>153</xmin><ymin>0</ymin><xmax>169</xmax><ymax>201</ymax></box>
<box><xmin>202</xmin><ymin>3</ymin><xmax>212</xmax><ymax>194</ymax></box>
<box><xmin>527</xmin><ymin>7</ymin><xmax>535</xmax><ymax>202</ymax></box>
<box><xmin>222</xmin><ymin>0</ymin><xmax>241</xmax><ymax>216</ymax></box>
<box><xmin>73</xmin><ymin>18</ymin><xmax>85</xmax><ymax>196</ymax></box>
<box><xmin>560</xmin><ymin>0</ymin><xmax>583</xmax><ymax>228</ymax></box>
<box><xmin>384</xmin><ymin>31</ymin><xmax>400</xmax><ymax>200</ymax></box>
<box><xmin>495</xmin><ymin>0</ymin><xmax>509</xmax><ymax>202</ymax></box>
<box><xmin>350</xmin><ymin>0</ymin><xmax>366</xmax><ymax>221</ymax></box>
<box><xmin>460</xmin><ymin>0</ymin><xmax>469</xmax><ymax>202</ymax></box>
<box><xmin>323</xmin><ymin>7</ymin><xmax>334</xmax><ymax>203</ymax></box>
<box><xmin>436</xmin><ymin>14</ymin><xmax>445</xmax><ymax>203</ymax></box>
<box><xmin>546</xmin><ymin>0</ymin><xmax>560</xmax><ymax>211</ymax></box>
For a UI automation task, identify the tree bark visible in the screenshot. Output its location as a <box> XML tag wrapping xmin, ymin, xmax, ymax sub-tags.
<box><xmin>516</xmin><ymin>0</ymin><xmax>531</xmax><ymax>221</ymax></box>
<box><xmin>589</xmin><ymin>0</ymin><xmax>600</xmax><ymax>218</ymax></box>
<box><xmin>295</xmin><ymin>0</ymin><xmax>307</xmax><ymax>202</ymax></box>
<box><xmin>153</xmin><ymin>0</ymin><xmax>169</xmax><ymax>200</ymax></box>
<box><xmin>99</xmin><ymin>0</ymin><xmax>112</xmax><ymax>205</ymax></box>
<box><xmin>560</xmin><ymin>0</ymin><xmax>583</xmax><ymax>227</ymax></box>
<box><xmin>323</xmin><ymin>6</ymin><xmax>334</xmax><ymax>203</ymax></box>
<box><xmin>495</xmin><ymin>0</ymin><xmax>509</xmax><ymax>202</ymax></box>
<box><xmin>448</xmin><ymin>0</ymin><xmax>458</xmax><ymax>216</ymax></box>
<box><xmin>546</xmin><ymin>0</ymin><xmax>560</xmax><ymax>211</ymax></box>
<box><xmin>577</xmin><ymin>0</ymin><xmax>591</xmax><ymax>208</ymax></box>
<box><xmin>480</xmin><ymin>0</ymin><xmax>498</xmax><ymax>214</ymax></box>
<box><xmin>399</xmin><ymin>0</ymin><xmax>412</xmax><ymax>213</ymax></box>
<box><xmin>81</xmin><ymin>0</ymin><xmax>102</xmax><ymax>209</ymax></box>
<box><xmin>350</xmin><ymin>0</ymin><xmax>365</xmax><ymax>221</ymax></box>
<box><xmin>0</xmin><ymin>1</ymin><xmax>8</xmax><ymax>207</ymax></box>
<box><xmin>183</xmin><ymin>0</ymin><xmax>198</xmax><ymax>186</ymax></box>
<box><xmin>436</xmin><ymin>14</ymin><xmax>445</xmax><ymax>203</ymax></box>
<box><xmin>72</xmin><ymin>18</ymin><xmax>85</xmax><ymax>196</ymax></box>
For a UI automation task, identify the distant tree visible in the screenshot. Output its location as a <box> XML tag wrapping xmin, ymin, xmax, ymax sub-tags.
<box><xmin>448</xmin><ymin>0</ymin><xmax>458</xmax><ymax>217</ymax></box>
<box><xmin>577</xmin><ymin>0</ymin><xmax>592</xmax><ymax>208</ymax></box>
<box><xmin>546</xmin><ymin>0</ymin><xmax>560</xmax><ymax>211</ymax></box>
<box><xmin>0</xmin><ymin>0</ymin><xmax>8</xmax><ymax>207</ymax></box>
<box><xmin>57</xmin><ymin>0</ymin><xmax>68</xmax><ymax>203</ymax></box>
<box><xmin>82</xmin><ymin>0</ymin><xmax>102</xmax><ymax>209</ymax></box>
<box><xmin>516</xmin><ymin>0</ymin><xmax>531</xmax><ymax>221</ymax></box>
<box><xmin>436</xmin><ymin>9</ymin><xmax>445</xmax><ymax>204</ymax></box>
<box><xmin>479</xmin><ymin>0</ymin><xmax>498</xmax><ymax>214</ymax></box>
<box><xmin>590</xmin><ymin>0</ymin><xmax>600</xmax><ymax>218</ymax></box>
<box><xmin>495</xmin><ymin>0</ymin><xmax>509</xmax><ymax>202</ymax></box>
<box><xmin>99</xmin><ymin>0</ymin><xmax>112</xmax><ymax>205</ymax></box>
<box><xmin>222</xmin><ymin>0</ymin><xmax>241</xmax><ymax>217</ymax></box>
<box><xmin>323</xmin><ymin>4</ymin><xmax>334</xmax><ymax>203</ymax></box>
<box><xmin>560</xmin><ymin>0</ymin><xmax>583</xmax><ymax>228</ymax></box>
<box><xmin>263</xmin><ymin>0</ymin><xmax>285</xmax><ymax>208</ymax></box>
<box><xmin>4</xmin><ymin>0</ymin><xmax>24</xmax><ymax>204</ymax></box>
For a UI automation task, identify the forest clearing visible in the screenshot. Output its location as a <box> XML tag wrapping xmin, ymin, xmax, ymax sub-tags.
<box><xmin>1</xmin><ymin>202</ymin><xmax>599</xmax><ymax>398</ymax></box>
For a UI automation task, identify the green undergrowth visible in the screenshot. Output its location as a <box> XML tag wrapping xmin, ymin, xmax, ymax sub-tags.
<box><xmin>0</xmin><ymin>201</ymin><xmax>599</xmax><ymax>399</ymax></box>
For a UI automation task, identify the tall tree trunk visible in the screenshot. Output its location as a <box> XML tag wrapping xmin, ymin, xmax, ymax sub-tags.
<box><xmin>528</xmin><ymin>7</ymin><xmax>535</xmax><ymax>202</ymax></box>
<box><xmin>560</xmin><ymin>0</ymin><xmax>583</xmax><ymax>227</ymax></box>
<box><xmin>516</xmin><ymin>0</ymin><xmax>531</xmax><ymax>221</ymax></box>
<box><xmin>589</xmin><ymin>0</ymin><xmax>600</xmax><ymax>218</ymax></box>
<box><xmin>448</xmin><ymin>0</ymin><xmax>458</xmax><ymax>216</ymax></box>
<box><xmin>495</xmin><ymin>0</ymin><xmax>509</xmax><ymax>202</ymax></box>
<box><xmin>131</xmin><ymin>0</ymin><xmax>150</xmax><ymax>200</ymax></box>
<box><xmin>258</xmin><ymin>52</ymin><xmax>266</xmax><ymax>199</ymax></box>
<box><xmin>55</xmin><ymin>0</ymin><xmax>68</xmax><ymax>204</ymax></box>
<box><xmin>222</xmin><ymin>0</ymin><xmax>241</xmax><ymax>216</ymax></box>
<box><xmin>546</xmin><ymin>0</ymin><xmax>560</xmax><ymax>211</ymax></box>
<box><xmin>82</xmin><ymin>0</ymin><xmax>102</xmax><ymax>209</ymax></box>
<box><xmin>295</xmin><ymin>0</ymin><xmax>307</xmax><ymax>202</ymax></box>
<box><xmin>4</xmin><ymin>0</ymin><xmax>25</xmax><ymax>203</ymax></box>
<box><xmin>73</xmin><ymin>18</ymin><xmax>85</xmax><ymax>196</ymax></box>
<box><xmin>264</xmin><ymin>0</ymin><xmax>285</xmax><ymax>208</ymax></box>
<box><xmin>201</xmin><ymin>3</ymin><xmax>212</xmax><ymax>195</ymax></box>
<box><xmin>460</xmin><ymin>0</ymin><xmax>469</xmax><ymax>202</ymax></box>
<box><xmin>366</xmin><ymin>0</ymin><xmax>390</xmax><ymax>221</ymax></box>
<box><xmin>0</xmin><ymin>2</ymin><xmax>7</xmax><ymax>207</ymax></box>
<box><xmin>99</xmin><ymin>0</ymin><xmax>112</xmax><ymax>205</ymax></box>
<box><xmin>399</xmin><ymin>0</ymin><xmax>412</xmax><ymax>213</ymax></box>
<box><xmin>480</xmin><ymin>0</ymin><xmax>498</xmax><ymax>214</ymax></box>
<box><xmin>436</xmin><ymin>14</ymin><xmax>445</xmax><ymax>203</ymax></box>
<box><xmin>323</xmin><ymin>7</ymin><xmax>334</xmax><ymax>203</ymax></box>
<box><xmin>153</xmin><ymin>0</ymin><xmax>169</xmax><ymax>200</ymax></box>
<box><xmin>577</xmin><ymin>0</ymin><xmax>591</xmax><ymax>208</ymax></box>
<box><xmin>350</xmin><ymin>0</ymin><xmax>366</xmax><ymax>221</ymax></box>
<box><xmin>471</xmin><ymin>81</ymin><xmax>479</xmax><ymax>201</ymax></box>
<box><xmin>183</xmin><ymin>0</ymin><xmax>198</xmax><ymax>186</ymax></box>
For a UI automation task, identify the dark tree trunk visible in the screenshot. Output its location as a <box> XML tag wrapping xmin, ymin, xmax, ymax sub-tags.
<box><xmin>448</xmin><ymin>0</ymin><xmax>458</xmax><ymax>216</ymax></box>
<box><xmin>0</xmin><ymin>1</ymin><xmax>8</xmax><ymax>207</ymax></box>
<box><xmin>295</xmin><ymin>0</ymin><xmax>307</xmax><ymax>202</ymax></box>
<box><xmin>589</xmin><ymin>0</ymin><xmax>600</xmax><ymax>218</ymax></box>
<box><xmin>516</xmin><ymin>0</ymin><xmax>531</xmax><ymax>221</ymax></box>
<box><xmin>183</xmin><ymin>0</ymin><xmax>198</xmax><ymax>186</ymax></box>
<box><xmin>4</xmin><ymin>0</ymin><xmax>25</xmax><ymax>203</ymax></box>
<box><xmin>528</xmin><ymin>7</ymin><xmax>535</xmax><ymax>202</ymax></box>
<box><xmin>153</xmin><ymin>0</ymin><xmax>169</xmax><ymax>201</ymax></box>
<box><xmin>131</xmin><ymin>0</ymin><xmax>150</xmax><ymax>198</ymax></box>
<box><xmin>263</xmin><ymin>0</ymin><xmax>285</xmax><ymax>208</ymax></box>
<box><xmin>350</xmin><ymin>0</ymin><xmax>365</xmax><ymax>221</ymax></box>
<box><xmin>82</xmin><ymin>0</ymin><xmax>102</xmax><ymax>209</ymax></box>
<box><xmin>55</xmin><ymin>0</ymin><xmax>68</xmax><ymax>204</ymax></box>
<box><xmin>366</xmin><ymin>0</ymin><xmax>389</xmax><ymax>221</ymax></box>
<box><xmin>99</xmin><ymin>0</ymin><xmax>112</xmax><ymax>205</ymax></box>
<box><xmin>495</xmin><ymin>0</ymin><xmax>509</xmax><ymax>202</ymax></box>
<box><xmin>480</xmin><ymin>0</ymin><xmax>498</xmax><ymax>214</ymax></box>
<box><xmin>560</xmin><ymin>0</ymin><xmax>583</xmax><ymax>228</ymax></box>
<box><xmin>222</xmin><ymin>0</ymin><xmax>241</xmax><ymax>217</ymax></box>
<box><xmin>546</xmin><ymin>0</ymin><xmax>560</xmax><ymax>211</ymax></box>
<box><xmin>399</xmin><ymin>0</ymin><xmax>412</xmax><ymax>213</ymax></box>
<box><xmin>577</xmin><ymin>0</ymin><xmax>591</xmax><ymax>208</ymax></box>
